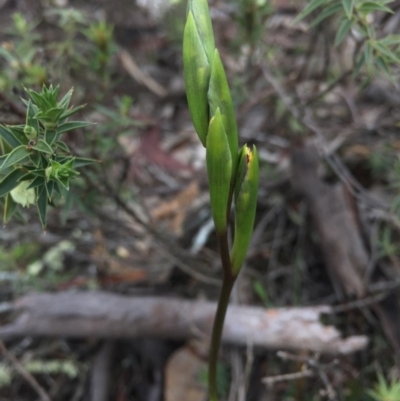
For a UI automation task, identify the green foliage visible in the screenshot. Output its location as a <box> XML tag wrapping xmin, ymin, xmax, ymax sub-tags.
<box><xmin>367</xmin><ymin>374</ymin><xmax>400</xmax><ymax>401</ymax></box>
<box><xmin>0</xmin><ymin>14</ymin><xmax>47</xmax><ymax>89</ymax></box>
<box><xmin>0</xmin><ymin>85</ymin><xmax>95</xmax><ymax>228</ymax></box>
<box><xmin>377</xmin><ymin>227</ymin><xmax>400</xmax><ymax>258</ymax></box>
<box><xmin>0</xmin><ymin>10</ymin><xmax>116</xmax><ymax>94</ymax></box>
<box><xmin>296</xmin><ymin>0</ymin><xmax>400</xmax><ymax>79</ymax></box>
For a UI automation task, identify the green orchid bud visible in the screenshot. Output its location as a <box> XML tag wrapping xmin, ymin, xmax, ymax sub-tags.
<box><xmin>206</xmin><ymin>108</ymin><xmax>232</xmax><ymax>234</ymax></box>
<box><xmin>187</xmin><ymin>0</ymin><xmax>215</xmax><ymax>64</ymax></box>
<box><xmin>208</xmin><ymin>49</ymin><xmax>239</xmax><ymax>178</ymax></box>
<box><xmin>231</xmin><ymin>145</ymin><xmax>259</xmax><ymax>275</ymax></box>
<box><xmin>183</xmin><ymin>11</ymin><xmax>211</xmax><ymax>146</ymax></box>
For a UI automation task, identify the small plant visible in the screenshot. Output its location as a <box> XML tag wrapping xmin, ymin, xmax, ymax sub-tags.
<box><xmin>367</xmin><ymin>374</ymin><xmax>400</xmax><ymax>401</ymax></box>
<box><xmin>295</xmin><ymin>0</ymin><xmax>400</xmax><ymax>79</ymax></box>
<box><xmin>0</xmin><ymin>13</ymin><xmax>47</xmax><ymax>90</ymax></box>
<box><xmin>0</xmin><ymin>85</ymin><xmax>94</xmax><ymax>228</ymax></box>
<box><xmin>84</xmin><ymin>21</ymin><xmax>115</xmax><ymax>82</ymax></box>
<box><xmin>183</xmin><ymin>1</ymin><xmax>259</xmax><ymax>400</ymax></box>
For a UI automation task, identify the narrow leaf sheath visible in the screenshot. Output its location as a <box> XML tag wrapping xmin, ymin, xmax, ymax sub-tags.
<box><xmin>187</xmin><ymin>0</ymin><xmax>215</xmax><ymax>63</ymax></box>
<box><xmin>231</xmin><ymin>145</ymin><xmax>259</xmax><ymax>275</ymax></box>
<box><xmin>206</xmin><ymin>108</ymin><xmax>232</xmax><ymax>234</ymax></box>
<box><xmin>208</xmin><ymin>49</ymin><xmax>239</xmax><ymax>178</ymax></box>
<box><xmin>183</xmin><ymin>11</ymin><xmax>212</xmax><ymax>146</ymax></box>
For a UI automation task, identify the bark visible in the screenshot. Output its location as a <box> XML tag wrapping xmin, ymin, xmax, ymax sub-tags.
<box><xmin>291</xmin><ymin>144</ymin><xmax>400</xmax><ymax>351</ymax></box>
<box><xmin>292</xmin><ymin>146</ymin><xmax>368</xmax><ymax>298</ymax></box>
<box><xmin>0</xmin><ymin>291</ymin><xmax>367</xmax><ymax>355</ymax></box>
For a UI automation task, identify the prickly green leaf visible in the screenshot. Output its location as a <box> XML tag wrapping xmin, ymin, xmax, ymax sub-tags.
<box><xmin>231</xmin><ymin>145</ymin><xmax>259</xmax><ymax>275</ymax></box>
<box><xmin>29</xmin><ymin>151</ymin><xmax>41</xmax><ymax>167</ymax></box>
<box><xmin>60</xmin><ymin>104</ymin><xmax>86</xmax><ymax>120</ymax></box>
<box><xmin>36</xmin><ymin>185</ymin><xmax>48</xmax><ymax>229</ymax></box>
<box><xmin>206</xmin><ymin>108</ymin><xmax>232</xmax><ymax>234</ymax></box>
<box><xmin>208</xmin><ymin>49</ymin><xmax>239</xmax><ymax>176</ymax></box>
<box><xmin>26</xmin><ymin>175</ymin><xmax>45</xmax><ymax>190</ymax></box>
<box><xmin>0</xmin><ymin>125</ymin><xmax>19</xmax><ymax>148</ymax></box>
<box><xmin>57</xmin><ymin>121</ymin><xmax>93</xmax><ymax>134</ymax></box>
<box><xmin>55</xmin><ymin>141</ymin><xmax>70</xmax><ymax>153</ymax></box>
<box><xmin>26</xmin><ymin>100</ymin><xmax>40</xmax><ymax>135</ymax></box>
<box><xmin>72</xmin><ymin>157</ymin><xmax>98</xmax><ymax>168</ymax></box>
<box><xmin>45</xmin><ymin>130</ymin><xmax>57</xmax><ymax>145</ymax></box>
<box><xmin>0</xmin><ymin>168</ymin><xmax>25</xmax><ymax>197</ymax></box>
<box><xmin>7</xmin><ymin>126</ymin><xmax>30</xmax><ymax>145</ymax></box>
<box><xmin>334</xmin><ymin>17</ymin><xmax>353</xmax><ymax>46</ymax></box>
<box><xmin>3</xmin><ymin>193</ymin><xmax>18</xmax><ymax>225</ymax></box>
<box><xmin>58</xmin><ymin>88</ymin><xmax>74</xmax><ymax>109</ymax></box>
<box><xmin>0</xmin><ymin>146</ymin><xmax>30</xmax><ymax>172</ymax></box>
<box><xmin>187</xmin><ymin>0</ymin><xmax>215</xmax><ymax>64</ymax></box>
<box><xmin>183</xmin><ymin>11</ymin><xmax>211</xmax><ymax>146</ymax></box>
<box><xmin>31</xmin><ymin>139</ymin><xmax>54</xmax><ymax>155</ymax></box>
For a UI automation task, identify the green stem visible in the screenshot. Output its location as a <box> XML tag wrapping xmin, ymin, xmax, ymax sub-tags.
<box><xmin>209</xmin><ymin>233</ymin><xmax>236</xmax><ymax>401</ymax></box>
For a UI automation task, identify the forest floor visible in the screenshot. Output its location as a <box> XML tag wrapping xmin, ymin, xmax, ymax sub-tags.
<box><xmin>0</xmin><ymin>0</ymin><xmax>400</xmax><ymax>400</ymax></box>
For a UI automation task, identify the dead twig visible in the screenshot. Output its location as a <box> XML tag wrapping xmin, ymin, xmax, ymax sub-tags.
<box><xmin>0</xmin><ymin>291</ymin><xmax>368</xmax><ymax>355</ymax></box>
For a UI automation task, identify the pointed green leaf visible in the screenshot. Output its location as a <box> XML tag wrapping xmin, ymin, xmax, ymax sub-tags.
<box><xmin>26</xmin><ymin>175</ymin><xmax>45</xmax><ymax>190</ymax></box>
<box><xmin>231</xmin><ymin>145</ymin><xmax>259</xmax><ymax>275</ymax></box>
<box><xmin>208</xmin><ymin>49</ymin><xmax>239</xmax><ymax>177</ymax></box>
<box><xmin>0</xmin><ymin>146</ymin><xmax>30</xmax><ymax>172</ymax></box>
<box><xmin>45</xmin><ymin>129</ymin><xmax>57</xmax><ymax>145</ymax></box>
<box><xmin>380</xmin><ymin>34</ymin><xmax>400</xmax><ymax>46</ymax></box>
<box><xmin>341</xmin><ymin>0</ymin><xmax>354</xmax><ymax>19</ymax></box>
<box><xmin>187</xmin><ymin>0</ymin><xmax>215</xmax><ymax>64</ymax></box>
<box><xmin>36</xmin><ymin>185</ymin><xmax>48</xmax><ymax>229</ymax></box>
<box><xmin>358</xmin><ymin>2</ymin><xmax>393</xmax><ymax>14</ymax></box>
<box><xmin>376</xmin><ymin>56</ymin><xmax>392</xmax><ymax>79</ymax></box>
<box><xmin>334</xmin><ymin>17</ymin><xmax>353</xmax><ymax>46</ymax></box>
<box><xmin>0</xmin><ymin>125</ymin><xmax>20</xmax><ymax>147</ymax></box>
<box><xmin>60</xmin><ymin>104</ymin><xmax>86</xmax><ymax>120</ymax></box>
<box><xmin>372</xmin><ymin>41</ymin><xmax>400</xmax><ymax>63</ymax></box>
<box><xmin>26</xmin><ymin>100</ymin><xmax>40</xmax><ymax>134</ymax></box>
<box><xmin>3</xmin><ymin>193</ymin><xmax>18</xmax><ymax>225</ymax></box>
<box><xmin>57</xmin><ymin>121</ymin><xmax>93</xmax><ymax>134</ymax></box>
<box><xmin>206</xmin><ymin>108</ymin><xmax>232</xmax><ymax>234</ymax></box>
<box><xmin>72</xmin><ymin>157</ymin><xmax>98</xmax><ymax>168</ymax></box>
<box><xmin>183</xmin><ymin>11</ymin><xmax>211</xmax><ymax>146</ymax></box>
<box><xmin>29</xmin><ymin>151</ymin><xmax>41</xmax><ymax>167</ymax></box>
<box><xmin>31</xmin><ymin>139</ymin><xmax>54</xmax><ymax>155</ymax></box>
<box><xmin>294</xmin><ymin>0</ymin><xmax>329</xmax><ymax>23</ymax></box>
<box><xmin>58</xmin><ymin>88</ymin><xmax>74</xmax><ymax>109</ymax></box>
<box><xmin>55</xmin><ymin>141</ymin><xmax>70</xmax><ymax>153</ymax></box>
<box><xmin>310</xmin><ymin>1</ymin><xmax>342</xmax><ymax>27</ymax></box>
<box><xmin>0</xmin><ymin>168</ymin><xmax>25</xmax><ymax>197</ymax></box>
<box><xmin>6</xmin><ymin>125</ymin><xmax>29</xmax><ymax>145</ymax></box>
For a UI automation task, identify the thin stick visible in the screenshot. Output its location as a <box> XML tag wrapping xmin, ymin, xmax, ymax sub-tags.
<box><xmin>0</xmin><ymin>340</ymin><xmax>52</xmax><ymax>401</ymax></box>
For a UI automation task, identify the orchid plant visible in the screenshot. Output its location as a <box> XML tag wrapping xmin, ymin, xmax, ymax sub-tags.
<box><xmin>183</xmin><ymin>1</ymin><xmax>259</xmax><ymax>399</ymax></box>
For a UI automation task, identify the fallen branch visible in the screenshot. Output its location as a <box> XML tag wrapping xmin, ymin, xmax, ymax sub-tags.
<box><xmin>0</xmin><ymin>291</ymin><xmax>367</xmax><ymax>355</ymax></box>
